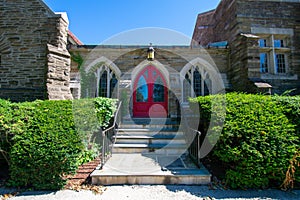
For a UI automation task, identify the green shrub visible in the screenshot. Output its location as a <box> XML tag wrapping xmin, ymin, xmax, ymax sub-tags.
<box><xmin>0</xmin><ymin>97</ymin><xmax>117</xmax><ymax>190</ymax></box>
<box><xmin>73</xmin><ymin>97</ymin><xmax>117</xmax><ymax>153</ymax></box>
<box><xmin>8</xmin><ymin>101</ymin><xmax>84</xmax><ymax>190</ymax></box>
<box><xmin>273</xmin><ymin>96</ymin><xmax>300</xmax><ymax>184</ymax></box>
<box><xmin>273</xmin><ymin>96</ymin><xmax>300</xmax><ymax>136</ymax></box>
<box><xmin>94</xmin><ymin>97</ymin><xmax>118</xmax><ymax>129</ymax></box>
<box><xmin>191</xmin><ymin>93</ymin><xmax>299</xmax><ymax>189</ymax></box>
<box><xmin>0</xmin><ymin>99</ymin><xmax>13</xmax><ymax>164</ymax></box>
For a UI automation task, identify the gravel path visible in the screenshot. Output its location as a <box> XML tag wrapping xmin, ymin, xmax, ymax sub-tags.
<box><xmin>1</xmin><ymin>185</ymin><xmax>300</xmax><ymax>200</ymax></box>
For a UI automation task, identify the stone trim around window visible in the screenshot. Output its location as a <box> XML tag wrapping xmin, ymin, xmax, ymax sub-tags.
<box><xmin>257</xmin><ymin>34</ymin><xmax>291</xmax><ymax>75</ymax></box>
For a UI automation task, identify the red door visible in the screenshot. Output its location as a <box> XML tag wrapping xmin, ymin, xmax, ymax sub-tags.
<box><xmin>133</xmin><ymin>66</ymin><xmax>168</xmax><ymax>118</ymax></box>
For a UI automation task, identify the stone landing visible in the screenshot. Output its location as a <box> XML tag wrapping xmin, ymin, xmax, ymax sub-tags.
<box><xmin>90</xmin><ymin>153</ymin><xmax>211</xmax><ymax>185</ymax></box>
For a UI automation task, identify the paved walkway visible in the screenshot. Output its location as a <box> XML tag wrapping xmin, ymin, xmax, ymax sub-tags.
<box><xmin>90</xmin><ymin>153</ymin><xmax>210</xmax><ymax>185</ymax></box>
<box><xmin>93</xmin><ymin>153</ymin><xmax>200</xmax><ymax>175</ymax></box>
<box><xmin>1</xmin><ymin>185</ymin><xmax>300</xmax><ymax>200</ymax></box>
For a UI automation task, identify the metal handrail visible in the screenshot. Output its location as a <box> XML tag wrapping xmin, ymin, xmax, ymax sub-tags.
<box><xmin>100</xmin><ymin>101</ymin><xmax>122</xmax><ymax>169</ymax></box>
<box><xmin>181</xmin><ymin>107</ymin><xmax>202</xmax><ymax>167</ymax></box>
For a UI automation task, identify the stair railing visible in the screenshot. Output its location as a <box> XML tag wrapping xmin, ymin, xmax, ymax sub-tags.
<box><xmin>181</xmin><ymin>106</ymin><xmax>202</xmax><ymax>167</ymax></box>
<box><xmin>100</xmin><ymin>101</ymin><xmax>122</xmax><ymax>169</ymax></box>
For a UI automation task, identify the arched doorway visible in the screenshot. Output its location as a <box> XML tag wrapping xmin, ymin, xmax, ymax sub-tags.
<box><xmin>133</xmin><ymin>65</ymin><xmax>168</xmax><ymax>118</ymax></box>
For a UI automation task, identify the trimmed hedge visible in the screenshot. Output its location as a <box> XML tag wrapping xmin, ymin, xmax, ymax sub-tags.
<box><xmin>73</xmin><ymin>98</ymin><xmax>118</xmax><ymax>153</ymax></box>
<box><xmin>191</xmin><ymin>93</ymin><xmax>300</xmax><ymax>189</ymax></box>
<box><xmin>0</xmin><ymin>99</ymin><xmax>14</xmax><ymax>164</ymax></box>
<box><xmin>0</xmin><ymin>97</ymin><xmax>117</xmax><ymax>190</ymax></box>
<box><xmin>8</xmin><ymin>100</ymin><xmax>83</xmax><ymax>189</ymax></box>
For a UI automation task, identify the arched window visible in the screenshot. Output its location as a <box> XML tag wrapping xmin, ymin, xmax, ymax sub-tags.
<box><xmin>182</xmin><ymin>66</ymin><xmax>212</xmax><ymax>102</ymax></box>
<box><xmin>96</xmin><ymin>65</ymin><xmax>118</xmax><ymax>98</ymax></box>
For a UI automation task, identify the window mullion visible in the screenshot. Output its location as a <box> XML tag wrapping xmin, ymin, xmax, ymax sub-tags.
<box><xmin>191</xmin><ymin>68</ymin><xmax>195</xmax><ymax>97</ymax></box>
<box><xmin>201</xmin><ymin>72</ymin><xmax>204</xmax><ymax>96</ymax></box>
<box><xmin>107</xmin><ymin>69</ymin><xmax>110</xmax><ymax>98</ymax></box>
<box><xmin>271</xmin><ymin>35</ymin><xmax>277</xmax><ymax>74</ymax></box>
<box><xmin>96</xmin><ymin>69</ymin><xmax>101</xmax><ymax>97</ymax></box>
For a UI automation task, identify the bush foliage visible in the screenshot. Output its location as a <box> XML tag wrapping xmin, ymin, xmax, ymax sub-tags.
<box><xmin>191</xmin><ymin>93</ymin><xmax>300</xmax><ymax>189</ymax></box>
<box><xmin>8</xmin><ymin>101</ymin><xmax>83</xmax><ymax>189</ymax></box>
<box><xmin>0</xmin><ymin>97</ymin><xmax>117</xmax><ymax>190</ymax></box>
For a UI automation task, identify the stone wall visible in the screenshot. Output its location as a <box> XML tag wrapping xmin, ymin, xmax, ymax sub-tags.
<box><xmin>193</xmin><ymin>0</ymin><xmax>239</xmax><ymax>46</ymax></box>
<box><xmin>0</xmin><ymin>0</ymin><xmax>72</xmax><ymax>102</ymax></box>
<box><xmin>236</xmin><ymin>0</ymin><xmax>300</xmax><ymax>94</ymax></box>
<box><xmin>192</xmin><ymin>0</ymin><xmax>300</xmax><ymax>94</ymax></box>
<box><xmin>47</xmin><ymin>44</ymin><xmax>73</xmax><ymax>100</ymax></box>
<box><xmin>191</xmin><ymin>10</ymin><xmax>215</xmax><ymax>46</ymax></box>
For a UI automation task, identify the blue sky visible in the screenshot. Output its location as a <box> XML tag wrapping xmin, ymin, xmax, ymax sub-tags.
<box><xmin>43</xmin><ymin>0</ymin><xmax>220</xmax><ymax>45</ymax></box>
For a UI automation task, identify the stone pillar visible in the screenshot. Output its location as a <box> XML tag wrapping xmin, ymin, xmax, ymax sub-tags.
<box><xmin>46</xmin><ymin>13</ymin><xmax>73</xmax><ymax>100</ymax></box>
<box><xmin>46</xmin><ymin>44</ymin><xmax>73</xmax><ymax>100</ymax></box>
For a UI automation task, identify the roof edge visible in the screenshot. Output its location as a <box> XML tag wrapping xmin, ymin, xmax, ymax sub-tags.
<box><xmin>39</xmin><ymin>0</ymin><xmax>57</xmax><ymax>17</ymax></box>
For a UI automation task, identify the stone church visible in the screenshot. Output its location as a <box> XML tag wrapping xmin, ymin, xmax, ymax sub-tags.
<box><xmin>0</xmin><ymin>0</ymin><xmax>299</xmax><ymax>117</ymax></box>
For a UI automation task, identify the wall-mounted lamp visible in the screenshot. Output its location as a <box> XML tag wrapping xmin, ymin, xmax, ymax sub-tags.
<box><xmin>147</xmin><ymin>43</ymin><xmax>155</xmax><ymax>61</ymax></box>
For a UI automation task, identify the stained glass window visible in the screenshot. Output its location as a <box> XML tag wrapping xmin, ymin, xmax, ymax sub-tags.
<box><xmin>193</xmin><ymin>69</ymin><xmax>201</xmax><ymax>97</ymax></box>
<box><xmin>97</xmin><ymin>66</ymin><xmax>118</xmax><ymax>98</ymax></box>
<box><xmin>136</xmin><ymin>76</ymin><xmax>148</xmax><ymax>102</ymax></box>
<box><xmin>153</xmin><ymin>76</ymin><xmax>164</xmax><ymax>102</ymax></box>
<box><xmin>182</xmin><ymin>66</ymin><xmax>211</xmax><ymax>102</ymax></box>
<box><xmin>99</xmin><ymin>71</ymin><xmax>107</xmax><ymax>97</ymax></box>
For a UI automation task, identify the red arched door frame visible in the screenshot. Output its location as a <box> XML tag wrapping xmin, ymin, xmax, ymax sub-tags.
<box><xmin>133</xmin><ymin>66</ymin><xmax>168</xmax><ymax>118</ymax></box>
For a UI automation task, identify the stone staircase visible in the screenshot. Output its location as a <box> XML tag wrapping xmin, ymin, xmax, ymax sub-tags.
<box><xmin>113</xmin><ymin>118</ymin><xmax>186</xmax><ymax>154</ymax></box>
<box><xmin>90</xmin><ymin>117</ymin><xmax>211</xmax><ymax>185</ymax></box>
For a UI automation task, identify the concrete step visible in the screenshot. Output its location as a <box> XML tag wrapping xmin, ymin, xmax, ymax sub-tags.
<box><xmin>122</xmin><ymin>118</ymin><xmax>179</xmax><ymax>125</ymax></box>
<box><xmin>114</xmin><ymin>135</ymin><xmax>185</xmax><ymax>145</ymax></box>
<box><xmin>117</xmin><ymin>129</ymin><xmax>184</xmax><ymax>136</ymax></box>
<box><xmin>91</xmin><ymin>170</ymin><xmax>211</xmax><ymax>185</ymax></box>
<box><xmin>120</xmin><ymin>124</ymin><xmax>179</xmax><ymax>130</ymax></box>
<box><xmin>113</xmin><ymin>143</ymin><xmax>187</xmax><ymax>154</ymax></box>
<box><xmin>121</xmin><ymin>117</ymin><xmax>180</xmax><ymax>130</ymax></box>
<box><xmin>90</xmin><ymin>153</ymin><xmax>211</xmax><ymax>185</ymax></box>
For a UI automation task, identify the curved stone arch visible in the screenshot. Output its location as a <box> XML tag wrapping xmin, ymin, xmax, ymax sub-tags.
<box><xmin>85</xmin><ymin>56</ymin><xmax>121</xmax><ymax>98</ymax></box>
<box><xmin>180</xmin><ymin>57</ymin><xmax>224</xmax><ymax>102</ymax></box>
<box><xmin>85</xmin><ymin>56</ymin><xmax>121</xmax><ymax>78</ymax></box>
<box><xmin>131</xmin><ymin>60</ymin><xmax>170</xmax><ymax>91</ymax></box>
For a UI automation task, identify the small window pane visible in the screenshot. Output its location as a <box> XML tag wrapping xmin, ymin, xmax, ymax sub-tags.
<box><xmin>276</xmin><ymin>54</ymin><xmax>286</xmax><ymax>73</ymax></box>
<box><xmin>144</xmin><ymin>69</ymin><xmax>149</xmax><ymax>79</ymax></box>
<box><xmin>183</xmin><ymin>74</ymin><xmax>191</xmax><ymax>102</ymax></box>
<box><xmin>152</xmin><ymin>70</ymin><xmax>157</xmax><ymax>78</ymax></box>
<box><xmin>136</xmin><ymin>76</ymin><xmax>148</xmax><ymax>102</ymax></box>
<box><xmin>110</xmin><ymin>73</ymin><xmax>118</xmax><ymax>98</ymax></box>
<box><xmin>99</xmin><ymin>71</ymin><xmax>108</xmax><ymax>97</ymax></box>
<box><xmin>260</xmin><ymin>53</ymin><xmax>268</xmax><ymax>73</ymax></box>
<box><xmin>153</xmin><ymin>76</ymin><xmax>164</xmax><ymax>102</ymax></box>
<box><xmin>204</xmin><ymin>79</ymin><xmax>211</xmax><ymax>96</ymax></box>
<box><xmin>193</xmin><ymin>69</ymin><xmax>201</xmax><ymax>97</ymax></box>
<box><xmin>259</xmin><ymin>39</ymin><xmax>267</xmax><ymax>47</ymax></box>
<box><xmin>274</xmin><ymin>39</ymin><xmax>284</xmax><ymax>48</ymax></box>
